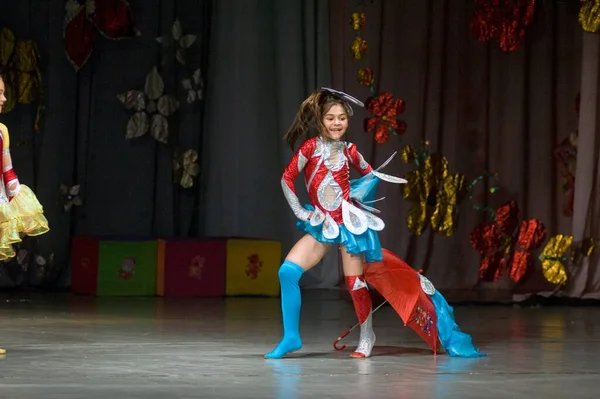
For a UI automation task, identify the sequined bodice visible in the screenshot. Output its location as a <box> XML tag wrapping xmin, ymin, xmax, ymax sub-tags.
<box><xmin>281</xmin><ymin>136</ymin><xmax>372</xmax><ymax>225</ymax></box>
<box><xmin>303</xmin><ymin>139</ymin><xmax>351</xmax><ymax>221</ymax></box>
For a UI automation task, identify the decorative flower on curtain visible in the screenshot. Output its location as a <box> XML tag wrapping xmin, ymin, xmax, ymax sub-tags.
<box><xmin>0</xmin><ymin>27</ymin><xmax>43</xmax><ymax>129</ymax></box>
<box><xmin>34</xmin><ymin>253</ymin><xmax>55</xmax><ymax>279</ymax></box>
<box><xmin>357</xmin><ymin>67</ymin><xmax>374</xmax><ymax>87</ymax></box>
<box><xmin>63</xmin><ymin>0</ymin><xmax>138</xmax><ymax>71</ymax></box>
<box><xmin>156</xmin><ymin>19</ymin><xmax>197</xmax><ymax>66</ymax></box>
<box><xmin>400</xmin><ymin>144</ymin><xmax>467</xmax><ymax>236</ymax></box>
<box><xmin>538</xmin><ymin>235</ymin><xmax>572</xmax><ymax>285</ymax></box>
<box><xmin>579</xmin><ymin>0</ymin><xmax>600</xmax><ymax>33</ymax></box>
<box><xmin>351</xmin><ymin>12</ymin><xmax>366</xmax><ymax>31</ymax></box>
<box><xmin>181</xmin><ymin>68</ymin><xmax>203</xmax><ymax>104</ymax></box>
<box><xmin>470</xmin><ymin>0</ymin><xmax>536</xmax><ymax>52</ymax></box>
<box><xmin>351</xmin><ymin>37</ymin><xmax>368</xmax><ymax>60</ymax></box>
<box><xmin>538</xmin><ymin>235</ymin><xmax>598</xmax><ymax>285</ymax></box>
<box><xmin>14</xmin><ymin>246</ymin><xmax>55</xmax><ymax>277</ymax></box>
<box><xmin>173</xmin><ymin>149</ymin><xmax>200</xmax><ymax>189</ymax></box>
<box><xmin>60</xmin><ymin>184</ymin><xmax>83</xmax><ymax>212</ymax></box>
<box><xmin>117</xmin><ymin>67</ymin><xmax>179</xmax><ymax>144</ymax></box>
<box><xmin>365</xmin><ymin>92</ymin><xmax>407</xmax><ymax>144</ymax></box>
<box><xmin>470</xmin><ymin>200</ymin><xmax>547</xmax><ymax>283</ymax></box>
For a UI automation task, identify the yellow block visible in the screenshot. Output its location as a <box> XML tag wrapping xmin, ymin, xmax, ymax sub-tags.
<box><xmin>225</xmin><ymin>238</ymin><xmax>281</xmax><ymax>296</ymax></box>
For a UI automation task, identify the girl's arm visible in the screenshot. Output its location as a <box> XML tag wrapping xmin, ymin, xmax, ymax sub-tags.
<box><xmin>0</xmin><ymin>124</ymin><xmax>20</xmax><ymax>201</ymax></box>
<box><xmin>281</xmin><ymin>139</ymin><xmax>315</xmax><ymax>221</ymax></box>
<box><xmin>346</xmin><ymin>143</ymin><xmax>373</xmax><ymax>176</ymax></box>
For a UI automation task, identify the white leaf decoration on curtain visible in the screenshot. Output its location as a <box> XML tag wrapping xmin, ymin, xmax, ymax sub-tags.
<box><xmin>181</xmin><ymin>68</ymin><xmax>203</xmax><ymax>104</ymax></box>
<box><xmin>150</xmin><ymin>114</ymin><xmax>169</xmax><ymax>144</ymax></box>
<box><xmin>125</xmin><ymin>112</ymin><xmax>150</xmax><ymax>139</ymax></box>
<box><xmin>145</xmin><ymin>67</ymin><xmax>164</xmax><ymax>100</ymax></box>
<box><xmin>117</xmin><ymin>90</ymin><xmax>146</xmax><ymax>111</ymax></box>
<box><xmin>180</xmin><ymin>34</ymin><xmax>197</xmax><ymax>48</ymax></box>
<box><xmin>172</xmin><ymin>19</ymin><xmax>183</xmax><ymax>41</ymax></box>
<box><xmin>158</xmin><ymin>95</ymin><xmax>179</xmax><ymax>117</ymax></box>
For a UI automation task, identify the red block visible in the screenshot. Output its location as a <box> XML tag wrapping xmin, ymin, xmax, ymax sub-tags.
<box><xmin>71</xmin><ymin>236</ymin><xmax>100</xmax><ymax>295</ymax></box>
<box><xmin>157</xmin><ymin>238</ymin><xmax>226</xmax><ymax>297</ymax></box>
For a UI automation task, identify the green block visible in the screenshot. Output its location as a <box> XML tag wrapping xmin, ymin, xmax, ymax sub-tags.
<box><xmin>96</xmin><ymin>240</ymin><xmax>158</xmax><ymax>296</ymax></box>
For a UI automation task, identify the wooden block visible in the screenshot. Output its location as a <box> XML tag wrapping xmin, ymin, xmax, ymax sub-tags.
<box><xmin>157</xmin><ymin>238</ymin><xmax>226</xmax><ymax>297</ymax></box>
<box><xmin>71</xmin><ymin>236</ymin><xmax>100</xmax><ymax>295</ymax></box>
<box><xmin>225</xmin><ymin>238</ymin><xmax>282</xmax><ymax>296</ymax></box>
<box><xmin>71</xmin><ymin>236</ymin><xmax>157</xmax><ymax>296</ymax></box>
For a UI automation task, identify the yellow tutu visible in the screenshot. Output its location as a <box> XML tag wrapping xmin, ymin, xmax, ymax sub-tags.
<box><xmin>0</xmin><ymin>184</ymin><xmax>49</xmax><ymax>261</ymax></box>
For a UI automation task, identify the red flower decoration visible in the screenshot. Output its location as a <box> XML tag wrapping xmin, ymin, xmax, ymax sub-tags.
<box><xmin>357</xmin><ymin>67</ymin><xmax>374</xmax><ymax>87</ymax></box>
<box><xmin>364</xmin><ymin>92</ymin><xmax>407</xmax><ymax>144</ymax></box>
<box><xmin>64</xmin><ymin>0</ymin><xmax>138</xmax><ymax>71</ymax></box>
<box><xmin>470</xmin><ymin>200</ymin><xmax>547</xmax><ymax>283</ymax></box>
<box><xmin>470</xmin><ymin>0</ymin><xmax>536</xmax><ymax>52</ymax></box>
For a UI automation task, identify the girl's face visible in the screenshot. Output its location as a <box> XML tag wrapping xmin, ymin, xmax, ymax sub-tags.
<box><xmin>0</xmin><ymin>79</ymin><xmax>5</xmax><ymax>113</ymax></box>
<box><xmin>321</xmin><ymin>104</ymin><xmax>348</xmax><ymax>141</ymax></box>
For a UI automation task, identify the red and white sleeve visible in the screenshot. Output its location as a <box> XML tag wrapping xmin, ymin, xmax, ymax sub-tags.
<box><xmin>281</xmin><ymin>139</ymin><xmax>315</xmax><ymax>221</ymax></box>
<box><xmin>346</xmin><ymin>143</ymin><xmax>373</xmax><ymax>176</ymax></box>
<box><xmin>0</xmin><ymin>125</ymin><xmax>20</xmax><ymax>201</ymax></box>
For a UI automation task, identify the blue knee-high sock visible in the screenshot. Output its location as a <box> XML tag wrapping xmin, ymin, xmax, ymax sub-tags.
<box><xmin>265</xmin><ymin>260</ymin><xmax>304</xmax><ymax>359</ymax></box>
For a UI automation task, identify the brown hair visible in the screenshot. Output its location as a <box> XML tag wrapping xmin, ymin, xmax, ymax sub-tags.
<box><xmin>283</xmin><ymin>90</ymin><xmax>352</xmax><ymax>150</ymax></box>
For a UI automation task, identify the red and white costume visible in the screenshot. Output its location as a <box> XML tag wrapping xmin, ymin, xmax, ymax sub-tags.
<box><xmin>279</xmin><ymin>134</ymin><xmax>404</xmax><ymax>358</ymax></box>
<box><xmin>281</xmin><ymin>136</ymin><xmax>399</xmax><ymax>241</ymax></box>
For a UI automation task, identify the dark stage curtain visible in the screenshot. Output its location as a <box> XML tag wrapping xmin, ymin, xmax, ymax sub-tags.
<box><xmin>0</xmin><ymin>0</ymin><xmax>212</xmax><ymax>288</ymax></box>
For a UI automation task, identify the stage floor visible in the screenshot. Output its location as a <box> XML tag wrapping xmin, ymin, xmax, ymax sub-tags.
<box><xmin>0</xmin><ymin>290</ymin><xmax>598</xmax><ymax>398</ymax></box>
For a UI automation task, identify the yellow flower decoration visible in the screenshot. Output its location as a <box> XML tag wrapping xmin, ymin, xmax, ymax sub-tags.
<box><xmin>538</xmin><ymin>235</ymin><xmax>573</xmax><ymax>285</ymax></box>
<box><xmin>351</xmin><ymin>37</ymin><xmax>368</xmax><ymax>60</ymax></box>
<box><xmin>400</xmin><ymin>144</ymin><xmax>467</xmax><ymax>236</ymax></box>
<box><xmin>351</xmin><ymin>12</ymin><xmax>366</xmax><ymax>31</ymax></box>
<box><xmin>173</xmin><ymin>149</ymin><xmax>200</xmax><ymax>189</ymax></box>
<box><xmin>538</xmin><ymin>235</ymin><xmax>599</xmax><ymax>285</ymax></box>
<box><xmin>580</xmin><ymin>0</ymin><xmax>600</xmax><ymax>33</ymax></box>
<box><xmin>0</xmin><ymin>27</ymin><xmax>42</xmax><ymax>128</ymax></box>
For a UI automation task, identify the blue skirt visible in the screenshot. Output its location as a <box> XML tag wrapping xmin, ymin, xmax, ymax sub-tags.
<box><xmin>296</xmin><ymin>172</ymin><xmax>384</xmax><ymax>263</ymax></box>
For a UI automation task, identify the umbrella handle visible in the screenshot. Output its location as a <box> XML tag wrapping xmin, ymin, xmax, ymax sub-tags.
<box><xmin>333</xmin><ymin>329</ymin><xmax>351</xmax><ymax>351</ymax></box>
<box><xmin>332</xmin><ymin>300</ymin><xmax>389</xmax><ymax>351</ymax></box>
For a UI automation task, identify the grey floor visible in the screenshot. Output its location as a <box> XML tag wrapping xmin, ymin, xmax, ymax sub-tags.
<box><xmin>0</xmin><ymin>290</ymin><xmax>598</xmax><ymax>399</ymax></box>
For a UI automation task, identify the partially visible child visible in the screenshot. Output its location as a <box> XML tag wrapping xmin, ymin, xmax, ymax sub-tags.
<box><xmin>0</xmin><ymin>73</ymin><xmax>50</xmax><ymax>354</ymax></box>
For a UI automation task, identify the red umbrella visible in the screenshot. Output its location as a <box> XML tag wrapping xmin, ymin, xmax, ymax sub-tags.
<box><xmin>334</xmin><ymin>248</ymin><xmax>440</xmax><ymax>354</ymax></box>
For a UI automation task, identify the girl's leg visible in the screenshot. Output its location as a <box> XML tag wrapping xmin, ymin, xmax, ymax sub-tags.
<box><xmin>0</xmin><ymin>348</ymin><xmax>4</xmax><ymax>355</ymax></box>
<box><xmin>341</xmin><ymin>245</ymin><xmax>375</xmax><ymax>358</ymax></box>
<box><xmin>265</xmin><ymin>234</ymin><xmax>330</xmax><ymax>359</ymax></box>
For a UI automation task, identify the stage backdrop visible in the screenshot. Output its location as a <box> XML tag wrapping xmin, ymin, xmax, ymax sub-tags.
<box><xmin>328</xmin><ymin>0</ymin><xmax>598</xmax><ymax>301</ymax></box>
<box><xmin>0</xmin><ymin>0</ymin><xmax>597</xmax><ymax>301</ymax></box>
